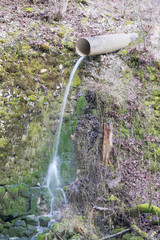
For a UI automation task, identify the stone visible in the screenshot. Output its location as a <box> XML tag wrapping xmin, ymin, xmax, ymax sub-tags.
<box><xmin>25</xmin><ymin>215</ymin><xmax>38</xmax><ymax>226</ymax></box>
<box><xmin>8</xmin><ymin>226</ymin><xmax>25</xmax><ymax>238</ymax></box>
<box><xmin>0</xmin><ymin>234</ymin><xmax>9</xmax><ymax>240</ymax></box>
<box><xmin>4</xmin><ymin>222</ymin><xmax>10</xmax><ymax>228</ymax></box>
<box><xmin>0</xmin><ymin>223</ymin><xmax>4</xmax><ymax>232</ymax></box>
<box><xmin>14</xmin><ymin>220</ymin><xmax>26</xmax><ymax>227</ymax></box>
<box><xmin>39</xmin><ymin>216</ymin><xmax>50</xmax><ymax>227</ymax></box>
<box><xmin>0</xmin><ymin>190</ymin><xmax>29</xmax><ymax>221</ymax></box>
<box><xmin>0</xmin><ymin>191</ymin><xmax>29</xmax><ymax>220</ymax></box>
<box><xmin>9</xmin><ymin>238</ymin><xmax>20</xmax><ymax>240</ymax></box>
<box><xmin>0</xmin><ymin>187</ymin><xmax>5</xmax><ymax>201</ymax></box>
<box><xmin>29</xmin><ymin>187</ymin><xmax>41</xmax><ymax>215</ymax></box>
<box><xmin>5</xmin><ymin>185</ymin><xmax>19</xmax><ymax>199</ymax></box>
<box><xmin>25</xmin><ymin>225</ymin><xmax>37</xmax><ymax>237</ymax></box>
<box><xmin>40</xmin><ymin>69</ymin><xmax>47</xmax><ymax>74</ymax></box>
<box><xmin>18</xmin><ymin>184</ymin><xmax>30</xmax><ymax>198</ymax></box>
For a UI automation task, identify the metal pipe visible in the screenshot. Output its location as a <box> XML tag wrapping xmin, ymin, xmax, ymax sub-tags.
<box><xmin>76</xmin><ymin>33</ymin><xmax>138</xmax><ymax>56</ymax></box>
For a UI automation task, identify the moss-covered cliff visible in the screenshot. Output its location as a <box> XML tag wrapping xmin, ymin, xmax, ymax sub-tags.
<box><xmin>0</xmin><ymin>0</ymin><xmax>159</xmax><ymax>239</ymax></box>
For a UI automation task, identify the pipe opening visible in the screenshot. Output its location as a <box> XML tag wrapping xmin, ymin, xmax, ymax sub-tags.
<box><xmin>76</xmin><ymin>38</ymin><xmax>90</xmax><ymax>56</ymax></box>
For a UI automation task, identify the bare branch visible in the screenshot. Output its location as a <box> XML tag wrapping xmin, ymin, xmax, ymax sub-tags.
<box><xmin>101</xmin><ymin>228</ymin><xmax>131</xmax><ymax>240</ymax></box>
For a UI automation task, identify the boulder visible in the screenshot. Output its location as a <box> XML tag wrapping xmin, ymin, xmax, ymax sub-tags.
<box><xmin>39</xmin><ymin>216</ymin><xmax>50</xmax><ymax>227</ymax></box>
<box><xmin>25</xmin><ymin>215</ymin><xmax>38</xmax><ymax>226</ymax></box>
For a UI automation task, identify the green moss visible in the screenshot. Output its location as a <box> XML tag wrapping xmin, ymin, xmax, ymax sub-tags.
<box><xmin>36</xmin><ymin>233</ymin><xmax>46</xmax><ymax>240</ymax></box>
<box><xmin>111</xmin><ymin>228</ymin><xmax>126</xmax><ymax>235</ymax></box>
<box><xmin>122</xmin><ymin>233</ymin><xmax>132</xmax><ymax>240</ymax></box>
<box><xmin>108</xmin><ymin>194</ymin><xmax>120</xmax><ymax>202</ymax></box>
<box><xmin>120</xmin><ymin>127</ymin><xmax>129</xmax><ymax>137</ymax></box>
<box><xmin>76</xmin><ymin>0</ymin><xmax>88</xmax><ymax>4</ymax></box>
<box><xmin>69</xmin><ymin>234</ymin><xmax>83</xmax><ymax>239</ymax></box>
<box><xmin>0</xmin><ymin>110</ymin><xmax>6</xmax><ymax>117</ymax></box>
<box><xmin>131</xmin><ymin>237</ymin><xmax>144</xmax><ymax>240</ymax></box>
<box><xmin>131</xmin><ymin>225</ymin><xmax>148</xmax><ymax>238</ymax></box>
<box><xmin>62</xmin><ymin>40</ymin><xmax>75</xmax><ymax>51</ymax></box>
<box><xmin>23</xmin><ymin>7</ymin><xmax>34</xmax><ymax>13</ymax></box>
<box><xmin>29</xmin><ymin>187</ymin><xmax>41</xmax><ymax>214</ymax></box>
<box><xmin>124</xmin><ymin>20</ymin><xmax>133</xmax><ymax>25</ymax></box>
<box><xmin>6</xmin><ymin>185</ymin><xmax>19</xmax><ymax>199</ymax></box>
<box><xmin>0</xmin><ymin>39</ymin><xmax>5</xmax><ymax>43</ymax></box>
<box><xmin>155</xmin><ymin>59</ymin><xmax>160</xmax><ymax>69</ymax></box>
<box><xmin>124</xmin><ymin>68</ymin><xmax>130</xmax><ymax>79</ymax></box>
<box><xmin>40</xmin><ymin>44</ymin><xmax>49</xmax><ymax>52</ymax></box>
<box><xmin>76</xmin><ymin>96</ymin><xmax>88</xmax><ymax>115</ymax></box>
<box><xmin>19</xmin><ymin>184</ymin><xmax>30</xmax><ymax>197</ymax></box>
<box><xmin>129</xmin><ymin>203</ymin><xmax>160</xmax><ymax>217</ymax></box>
<box><xmin>28</xmin><ymin>95</ymin><xmax>36</xmax><ymax>101</ymax></box>
<box><xmin>1</xmin><ymin>192</ymin><xmax>28</xmax><ymax>220</ymax></box>
<box><xmin>0</xmin><ymin>223</ymin><xmax>4</xmax><ymax>232</ymax></box>
<box><xmin>0</xmin><ymin>187</ymin><xmax>5</xmax><ymax>201</ymax></box>
<box><xmin>0</xmin><ymin>138</ymin><xmax>9</xmax><ymax>149</ymax></box>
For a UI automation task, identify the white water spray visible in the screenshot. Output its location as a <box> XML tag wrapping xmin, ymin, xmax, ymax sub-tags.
<box><xmin>46</xmin><ymin>56</ymin><xmax>85</xmax><ymax>215</ymax></box>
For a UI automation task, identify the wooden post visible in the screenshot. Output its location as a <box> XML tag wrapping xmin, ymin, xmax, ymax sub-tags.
<box><xmin>103</xmin><ymin>122</ymin><xmax>113</xmax><ymax>167</ymax></box>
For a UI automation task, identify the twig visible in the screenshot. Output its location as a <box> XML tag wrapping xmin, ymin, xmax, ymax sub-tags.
<box><xmin>93</xmin><ymin>205</ymin><xmax>113</xmax><ymax>212</ymax></box>
<box><xmin>55</xmin><ymin>233</ymin><xmax>63</xmax><ymax>240</ymax></box>
<box><xmin>101</xmin><ymin>228</ymin><xmax>131</xmax><ymax>240</ymax></box>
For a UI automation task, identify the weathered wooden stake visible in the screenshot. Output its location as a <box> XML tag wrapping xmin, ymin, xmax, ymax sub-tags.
<box><xmin>103</xmin><ymin>122</ymin><xmax>113</xmax><ymax>166</ymax></box>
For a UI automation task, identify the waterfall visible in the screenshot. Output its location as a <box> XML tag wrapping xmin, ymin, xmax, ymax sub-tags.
<box><xmin>46</xmin><ymin>56</ymin><xmax>85</xmax><ymax>215</ymax></box>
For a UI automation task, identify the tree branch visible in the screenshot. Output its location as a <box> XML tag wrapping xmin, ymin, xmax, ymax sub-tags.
<box><xmin>101</xmin><ymin>228</ymin><xmax>131</xmax><ymax>240</ymax></box>
<box><xmin>93</xmin><ymin>205</ymin><xmax>112</xmax><ymax>212</ymax></box>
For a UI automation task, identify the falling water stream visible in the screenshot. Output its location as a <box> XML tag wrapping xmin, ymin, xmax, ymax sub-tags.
<box><xmin>32</xmin><ymin>56</ymin><xmax>85</xmax><ymax>239</ymax></box>
<box><xmin>46</xmin><ymin>56</ymin><xmax>85</xmax><ymax>216</ymax></box>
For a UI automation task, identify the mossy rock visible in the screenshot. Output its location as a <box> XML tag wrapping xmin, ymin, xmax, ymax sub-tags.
<box><xmin>36</xmin><ymin>233</ymin><xmax>47</xmax><ymax>240</ymax></box>
<box><xmin>28</xmin><ymin>95</ymin><xmax>36</xmax><ymax>101</ymax></box>
<box><xmin>18</xmin><ymin>184</ymin><xmax>30</xmax><ymax>198</ymax></box>
<box><xmin>8</xmin><ymin>225</ymin><xmax>26</xmax><ymax>237</ymax></box>
<box><xmin>25</xmin><ymin>224</ymin><xmax>38</xmax><ymax>237</ymax></box>
<box><xmin>122</xmin><ymin>233</ymin><xmax>133</xmax><ymax>239</ymax></box>
<box><xmin>39</xmin><ymin>216</ymin><xmax>50</xmax><ymax>227</ymax></box>
<box><xmin>25</xmin><ymin>215</ymin><xmax>38</xmax><ymax>226</ymax></box>
<box><xmin>0</xmin><ymin>223</ymin><xmax>4</xmax><ymax>232</ymax></box>
<box><xmin>1</xmin><ymin>192</ymin><xmax>29</xmax><ymax>220</ymax></box>
<box><xmin>39</xmin><ymin>44</ymin><xmax>49</xmax><ymax>52</ymax></box>
<box><xmin>29</xmin><ymin>188</ymin><xmax>41</xmax><ymax>215</ymax></box>
<box><xmin>0</xmin><ymin>187</ymin><xmax>5</xmax><ymax>201</ymax></box>
<box><xmin>23</xmin><ymin>7</ymin><xmax>34</xmax><ymax>13</ymax></box>
<box><xmin>69</xmin><ymin>234</ymin><xmax>84</xmax><ymax>240</ymax></box>
<box><xmin>6</xmin><ymin>185</ymin><xmax>19</xmax><ymax>199</ymax></box>
<box><xmin>14</xmin><ymin>219</ymin><xmax>26</xmax><ymax>227</ymax></box>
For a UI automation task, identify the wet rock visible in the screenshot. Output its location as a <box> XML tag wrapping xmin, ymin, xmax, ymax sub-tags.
<box><xmin>25</xmin><ymin>215</ymin><xmax>38</xmax><ymax>226</ymax></box>
<box><xmin>9</xmin><ymin>237</ymin><xmax>20</xmax><ymax>240</ymax></box>
<box><xmin>25</xmin><ymin>225</ymin><xmax>37</xmax><ymax>237</ymax></box>
<box><xmin>0</xmin><ymin>223</ymin><xmax>4</xmax><ymax>232</ymax></box>
<box><xmin>18</xmin><ymin>184</ymin><xmax>30</xmax><ymax>198</ymax></box>
<box><xmin>39</xmin><ymin>216</ymin><xmax>50</xmax><ymax>227</ymax></box>
<box><xmin>8</xmin><ymin>226</ymin><xmax>25</xmax><ymax>238</ymax></box>
<box><xmin>0</xmin><ymin>186</ymin><xmax>5</xmax><ymax>201</ymax></box>
<box><xmin>0</xmin><ymin>234</ymin><xmax>9</xmax><ymax>240</ymax></box>
<box><xmin>29</xmin><ymin>187</ymin><xmax>41</xmax><ymax>215</ymax></box>
<box><xmin>0</xmin><ymin>189</ymin><xmax>29</xmax><ymax>220</ymax></box>
<box><xmin>14</xmin><ymin>220</ymin><xmax>26</xmax><ymax>227</ymax></box>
